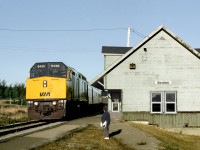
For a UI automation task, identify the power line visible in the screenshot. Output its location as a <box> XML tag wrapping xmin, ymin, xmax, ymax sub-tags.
<box><xmin>0</xmin><ymin>28</ymin><xmax>127</xmax><ymax>32</ymax></box>
<box><xmin>0</xmin><ymin>27</ymin><xmax>147</xmax><ymax>50</ymax></box>
<box><xmin>131</xmin><ymin>28</ymin><xmax>147</xmax><ymax>38</ymax></box>
<box><xmin>0</xmin><ymin>46</ymin><xmax>101</xmax><ymax>53</ymax></box>
<box><xmin>0</xmin><ymin>27</ymin><xmax>147</xmax><ymax>38</ymax></box>
<box><xmin>0</xmin><ymin>27</ymin><xmax>147</xmax><ymax>40</ymax></box>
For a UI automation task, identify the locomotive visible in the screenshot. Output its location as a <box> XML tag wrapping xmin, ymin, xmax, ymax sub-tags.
<box><xmin>26</xmin><ymin>62</ymin><xmax>103</xmax><ymax>120</ymax></box>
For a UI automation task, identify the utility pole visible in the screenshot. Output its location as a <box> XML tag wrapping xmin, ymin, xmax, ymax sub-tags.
<box><xmin>127</xmin><ymin>27</ymin><xmax>131</xmax><ymax>47</ymax></box>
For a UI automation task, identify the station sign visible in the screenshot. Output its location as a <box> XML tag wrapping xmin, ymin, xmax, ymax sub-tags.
<box><xmin>155</xmin><ymin>81</ymin><xmax>171</xmax><ymax>85</ymax></box>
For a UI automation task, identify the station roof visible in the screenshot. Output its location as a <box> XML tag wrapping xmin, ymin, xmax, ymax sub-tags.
<box><xmin>102</xmin><ymin>46</ymin><xmax>132</xmax><ymax>54</ymax></box>
<box><xmin>90</xmin><ymin>25</ymin><xmax>200</xmax><ymax>90</ymax></box>
<box><xmin>195</xmin><ymin>48</ymin><xmax>200</xmax><ymax>53</ymax></box>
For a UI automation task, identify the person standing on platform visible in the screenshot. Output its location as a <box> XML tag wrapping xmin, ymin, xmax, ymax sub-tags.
<box><xmin>101</xmin><ymin>105</ymin><xmax>111</xmax><ymax>139</ymax></box>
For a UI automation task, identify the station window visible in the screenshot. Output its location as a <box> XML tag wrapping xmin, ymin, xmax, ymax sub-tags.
<box><xmin>151</xmin><ymin>91</ymin><xmax>177</xmax><ymax>114</ymax></box>
<box><xmin>151</xmin><ymin>92</ymin><xmax>162</xmax><ymax>113</ymax></box>
<box><xmin>165</xmin><ymin>92</ymin><xmax>176</xmax><ymax>113</ymax></box>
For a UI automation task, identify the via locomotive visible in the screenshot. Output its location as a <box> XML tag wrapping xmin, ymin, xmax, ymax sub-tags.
<box><xmin>26</xmin><ymin>62</ymin><xmax>103</xmax><ymax>120</ymax></box>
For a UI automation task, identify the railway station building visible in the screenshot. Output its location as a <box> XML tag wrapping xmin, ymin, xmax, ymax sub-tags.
<box><xmin>90</xmin><ymin>25</ymin><xmax>200</xmax><ymax>127</ymax></box>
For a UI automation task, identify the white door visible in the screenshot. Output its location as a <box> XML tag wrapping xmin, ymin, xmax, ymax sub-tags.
<box><xmin>112</xmin><ymin>102</ymin><xmax>120</xmax><ymax>112</ymax></box>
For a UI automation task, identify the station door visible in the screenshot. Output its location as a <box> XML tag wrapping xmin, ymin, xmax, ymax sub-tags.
<box><xmin>109</xmin><ymin>89</ymin><xmax>122</xmax><ymax>112</ymax></box>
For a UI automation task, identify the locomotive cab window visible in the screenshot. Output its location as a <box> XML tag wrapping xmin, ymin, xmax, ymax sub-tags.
<box><xmin>30</xmin><ymin>62</ymin><xmax>68</xmax><ymax>78</ymax></box>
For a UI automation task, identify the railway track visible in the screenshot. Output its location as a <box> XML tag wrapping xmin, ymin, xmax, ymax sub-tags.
<box><xmin>0</xmin><ymin>120</ymin><xmax>44</xmax><ymax>130</ymax></box>
<box><xmin>0</xmin><ymin>121</ymin><xmax>48</xmax><ymax>137</ymax></box>
<box><xmin>0</xmin><ymin>120</ymin><xmax>65</xmax><ymax>142</ymax></box>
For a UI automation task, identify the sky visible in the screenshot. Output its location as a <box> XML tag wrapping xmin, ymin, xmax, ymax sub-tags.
<box><xmin>0</xmin><ymin>0</ymin><xmax>200</xmax><ymax>85</ymax></box>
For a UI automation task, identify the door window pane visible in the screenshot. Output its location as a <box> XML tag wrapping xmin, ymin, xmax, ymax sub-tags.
<box><xmin>112</xmin><ymin>102</ymin><xmax>119</xmax><ymax>112</ymax></box>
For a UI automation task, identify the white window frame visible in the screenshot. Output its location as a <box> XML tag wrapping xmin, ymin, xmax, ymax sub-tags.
<box><xmin>150</xmin><ymin>91</ymin><xmax>163</xmax><ymax>114</ymax></box>
<box><xmin>164</xmin><ymin>91</ymin><xmax>177</xmax><ymax>114</ymax></box>
<box><xmin>150</xmin><ymin>91</ymin><xmax>177</xmax><ymax>114</ymax></box>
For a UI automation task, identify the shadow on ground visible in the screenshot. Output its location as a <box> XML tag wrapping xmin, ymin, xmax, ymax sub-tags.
<box><xmin>109</xmin><ymin>129</ymin><xmax>122</xmax><ymax>137</ymax></box>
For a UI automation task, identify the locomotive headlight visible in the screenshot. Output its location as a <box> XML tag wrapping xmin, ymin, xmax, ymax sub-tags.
<box><xmin>34</xmin><ymin>102</ymin><xmax>38</xmax><ymax>106</ymax></box>
<box><xmin>59</xmin><ymin>100</ymin><xmax>64</xmax><ymax>103</ymax></box>
<box><xmin>52</xmin><ymin>101</ymin><xmax>57</xmax><ymax>105</ymax></box>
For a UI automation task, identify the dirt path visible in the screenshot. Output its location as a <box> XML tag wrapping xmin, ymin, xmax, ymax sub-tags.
<box><xmin>109</xmin><ymin>119</ymin><xmax>160</xmax><ymax>150</ymax></box>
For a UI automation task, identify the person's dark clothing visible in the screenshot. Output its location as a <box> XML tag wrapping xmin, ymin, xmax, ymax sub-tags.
<box><xmin>101</xmin><ymin>111</ymin><xmax>111</xmax><ymax>125</ymax></box>
<box><xmin>101</xmin><ymin>110</ymin><xmax>111</xmax><ymax>138</ymax></box>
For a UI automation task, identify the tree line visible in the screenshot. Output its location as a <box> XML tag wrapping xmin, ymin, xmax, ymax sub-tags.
<box><xmin>0</xmin><ymin>80</ymin><xmax>26</xmax><ymax>100</ymax></box>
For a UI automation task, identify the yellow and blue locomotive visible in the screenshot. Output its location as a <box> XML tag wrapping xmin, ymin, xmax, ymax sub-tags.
<box><xmin>26</xmin><ymin>62</ymin><xmax>102</xmax><ymax>120</ymax></box>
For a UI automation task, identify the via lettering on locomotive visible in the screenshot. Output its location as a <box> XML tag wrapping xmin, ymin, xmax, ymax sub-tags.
<box><xmin>40</xmin><ymin>92</ymin><xmax>51</xmax><ymax>97</ymax></box>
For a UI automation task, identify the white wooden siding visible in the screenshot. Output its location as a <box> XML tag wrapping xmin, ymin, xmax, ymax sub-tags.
<box><xmin>105</xmin><ymin>30</ymin><xmax>200</xmax><ymax>112</ymax></box>
<box><xmin>104</xmin><ymin>55</ymin><xmax>122</xmax><ymax>69</ymax></box>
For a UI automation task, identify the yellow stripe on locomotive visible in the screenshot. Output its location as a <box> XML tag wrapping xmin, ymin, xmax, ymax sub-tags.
<box><xmin>26</xmin><ymin>76</ymin><xmax>67</xmax><ymax>100</ymax></box>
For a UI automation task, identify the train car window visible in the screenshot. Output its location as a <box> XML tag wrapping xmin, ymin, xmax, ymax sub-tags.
<box><xmin>82</xmin><ymin>75</ymin><xmax>86</xmax><ymax>81</ymax></box>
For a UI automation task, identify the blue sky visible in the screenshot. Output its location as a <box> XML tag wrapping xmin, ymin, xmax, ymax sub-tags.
<box><xmin>0</xmin><ymin>0</ymin><xmax>200</xmax><ymax>85</ymax></box>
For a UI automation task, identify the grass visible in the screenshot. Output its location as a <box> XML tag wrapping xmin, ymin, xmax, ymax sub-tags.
<box><xmin>0</xmin><ymin>100</ymin><xmax>29</xmax><ymax>126</ymax></box>
<box><xmin>129</xmin><ymin>122</ymin><xmax>200</xmax><ymax>150</ymax></box>
<box><xmin>34</xmin><ymin>125</ymin><xmax>135</xmax><ymax>150</ymax></box>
